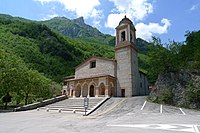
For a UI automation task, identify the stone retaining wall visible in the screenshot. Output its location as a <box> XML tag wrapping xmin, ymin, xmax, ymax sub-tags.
<box><xmin>14</xmin><ymin>95</ymin><xmax>68</xmax><ymax>111</ymax></box>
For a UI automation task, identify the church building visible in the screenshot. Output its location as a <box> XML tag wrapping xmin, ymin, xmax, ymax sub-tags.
<box><xmin>63</xmin><ymin>16</ymin><xmax>149</xmax><ymax>97</ymax></box>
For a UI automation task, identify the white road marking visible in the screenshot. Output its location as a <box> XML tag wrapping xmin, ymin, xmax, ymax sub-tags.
<box><xmin>107</xmin><ymin>124</ymin><xmax>199</xmax><ymax>133</ymax></box>
<box><xmin>180</xmin><ymin>108</ymin><xmax>186</xmax><ymax>115</ymax></box>
<box><xmin>140</xmin><ymin>101</ymin><xmax>147</xmax><ymax>110</ymax></box>
<box><xmin>160</xmin><ymin>104</ymin><xmax>162</xmax><ymax>113</ymax></box>
<box><xmin>193</xmin><ymin>125</ymin><xmax>200</xmax><ymax>133</ymax></box>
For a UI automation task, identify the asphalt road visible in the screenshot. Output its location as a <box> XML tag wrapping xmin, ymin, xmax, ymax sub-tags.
<box><xmin>0</xmin><ymin>96</ymin><xmax>200</xmax><ymax>133</ymax></box>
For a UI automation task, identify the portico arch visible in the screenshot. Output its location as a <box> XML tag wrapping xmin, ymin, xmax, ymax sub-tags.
<box><xmin>89</xmin><ymin>85</ymin><xmax>95</xmax><ymax>97</ymax></box>
<box><xmin>99</xmin><ymin>83</ymin><xmax>105</xmax><ymax>96</ymax></box>
<box><xmin>109</xmin><ymin>82</ymin><xmax>114</xmax><ymax>96</ymax></box>
<box><xmin>82</xmin><ymin>83</ymin><xmax>88</xmax><ymax>97</ymax></box>
<box><xmin>75</xmin><ymin>84</ymin><xmax>81</xmax><ymax>97</ymax></box>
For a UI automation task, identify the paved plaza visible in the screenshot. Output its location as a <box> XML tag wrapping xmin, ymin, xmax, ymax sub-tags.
<box><xmin>0</xmin><ymin>97</ymin><xmax>200</xmax><ymax>133</ymax></box>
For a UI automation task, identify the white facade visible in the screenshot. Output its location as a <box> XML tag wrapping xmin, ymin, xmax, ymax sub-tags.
<box><xmin>75</xmin><ymin>57</ymin><xmax>116</xmax><ymax>79</ymax></box>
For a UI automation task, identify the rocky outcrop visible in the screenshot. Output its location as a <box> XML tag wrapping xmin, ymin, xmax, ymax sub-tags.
<box><xmin>150</xmin><ymin>71</ymin><xmax>200</xmax><ymax>109</ymax></box>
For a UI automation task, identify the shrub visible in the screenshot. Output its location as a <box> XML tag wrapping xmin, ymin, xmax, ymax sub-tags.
<box><xmin>185</xmin><ymin>82</ymin><xmax>200</xmax><ymax>108</ymax></box>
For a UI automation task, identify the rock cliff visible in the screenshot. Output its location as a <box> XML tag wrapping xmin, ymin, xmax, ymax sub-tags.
<box><xmin>150</xmin><ymin>71</ymin><xmax>200</xmax><ymax>109</ymax></box>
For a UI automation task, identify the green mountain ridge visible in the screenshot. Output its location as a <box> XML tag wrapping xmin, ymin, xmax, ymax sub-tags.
<box><xmin>42</xmin><ymin>16</ymin><xmax>115</xmax><ymax>46</ymax></box>
<box><xmin>41</xmin><ymin>16</ymin><xmax>150</xmax><ymax>53</ymax></box>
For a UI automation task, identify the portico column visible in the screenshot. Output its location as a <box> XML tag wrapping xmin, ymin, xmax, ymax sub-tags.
<box><xmin>73</xmin><ymin>90</ymin><xmax>76</xmax><ymax>98</ymax></box>
<box><xmin>95</xmin><ymin>86</ymin><xmax>99</xmax><ymax>97</ymax></box>
<box><xmin>105</xmin><ymin>85</ymin><xmax>109</xmax><ymax>97</ymax></box>
<box><xmin>70</xmin><ymin>89</ymin><xmax>73</xmax><ymax>97</ymax></box>
<box><xmin>80</xmin><ymin>87</ymin><xmax>83</xmax><ymax>97</ymax></box>
<box><xmin>87</xmin><ymin>86</ymin><xmax>90</xmax><ymax>98</ymax></box>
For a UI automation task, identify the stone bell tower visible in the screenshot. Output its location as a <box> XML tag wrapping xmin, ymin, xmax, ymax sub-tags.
<box><xmin>115</xmin><ymin>16</ymin><xmax>139</xmax><ymax>97</ymax></box>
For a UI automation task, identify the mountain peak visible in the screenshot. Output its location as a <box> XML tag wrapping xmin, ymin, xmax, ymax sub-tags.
<box><xmin>73</xmin><ymin>16</ymin><xmax>85</xmax><ymax>26</ymax></box>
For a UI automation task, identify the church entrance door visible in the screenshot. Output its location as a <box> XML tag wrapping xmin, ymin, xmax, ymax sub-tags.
<box><xmin>121</xmin><ymin>89</ymin><xmax>125</xmax><ymax>97</ymax></box>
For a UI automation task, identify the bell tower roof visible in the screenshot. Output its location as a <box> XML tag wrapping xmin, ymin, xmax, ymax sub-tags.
<box><xmin>119</xmin><ymin>15</ymin><xmax>133</xmax><ymax>26</ymax></box>
<box><xmin>115</xmin><ymin>16</ymin><xmax>137</xmax><ymax>51</ymax></box>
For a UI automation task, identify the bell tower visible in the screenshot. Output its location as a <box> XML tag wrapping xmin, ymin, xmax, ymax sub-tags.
<box><xmin>115</xmin><ymin>16</ymin><xmax>139</xmax><ymax>97</ymax></box>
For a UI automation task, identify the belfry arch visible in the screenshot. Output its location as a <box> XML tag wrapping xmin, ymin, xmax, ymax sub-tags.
<box><xmin>121</xmin><ymin>31</ymin><xmax>126</xmax><ymax>41</ymax></box>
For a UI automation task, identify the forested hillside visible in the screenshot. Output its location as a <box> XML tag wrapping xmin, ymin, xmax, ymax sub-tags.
<box><xmin>147</xmin><ymin>32</ymin><xmax>200</xmax><ymax>82</ymax></box>
<box><xmin>0</xmin><ymin>14</ymin><xmax>115</xmax><ymax>82</ymax></box>
<box><xmin>147</xmin><ymin>32</ymin><xmax>200</xmax><ymax>109</ymax></box>
<box><xmin>0</xmin><ymin>14</ymin><xmax>115</xmax><ymax>106</ymax></box>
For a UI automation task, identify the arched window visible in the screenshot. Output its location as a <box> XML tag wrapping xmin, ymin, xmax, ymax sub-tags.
<box><xmin>121</xmin><ymin>31</ymin><xmax>126</xmax><ymax>41</ymax></box>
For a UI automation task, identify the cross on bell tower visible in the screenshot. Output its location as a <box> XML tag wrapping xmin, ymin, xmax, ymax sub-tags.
<box><xmin>115</xmin><ymin>16</ymin><xmax>139</xmax><ymax>97</ymax></box>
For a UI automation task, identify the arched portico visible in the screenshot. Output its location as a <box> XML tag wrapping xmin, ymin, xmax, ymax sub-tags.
<box><xmin>82</xmin><ymin>83</ymin><xmax>88</xmax><ymax>97</ymax></box>
<box><xmin>75</xmin><ymin>85</ymin><xmax>81</xmax><ymax>97</ymax></box>
<box><xmin>89</xmin><ymin>85</ymin><xmax>95</xmax><ymax>97</ymax></box>
<box><xmin>64</xmin><ymin>75</ymin><xmax>116</xmax><ymax>97</ymax></box>
<box><xmin>99</xmin><ymin>83</ymin><xmax>105</xmax><ymax>96</ymax></box>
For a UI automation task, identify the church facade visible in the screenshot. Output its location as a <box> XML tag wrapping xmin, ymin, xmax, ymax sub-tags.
<box><xmin>63</xmin><ymin>16</ymin><xmax>149</xmax><ymax>97</ymax></box>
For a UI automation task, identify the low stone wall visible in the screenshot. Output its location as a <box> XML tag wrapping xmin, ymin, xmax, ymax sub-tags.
<box><xmin>14</xmin><ymin>95</ymin><xmax>68</xmax><ymax>111</ymax></box>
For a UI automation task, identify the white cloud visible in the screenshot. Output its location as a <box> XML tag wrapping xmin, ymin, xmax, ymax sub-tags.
<box><xmin>34</xmin><ymin>0</ymin><xmax>101</xmax><ymax>19</ymax></box>
<box><xmin>105</xmin><ymin>1</ymin><xmax>170</xmax><ymax>41</ymax></box>
<box><xmin>105</xmin><ymin>13</ymin><xmax>125</xmax><ymax>28</ymax></box>
<box><xmin>135</xmin><ymin>18</ymin><xmax>171</xmax><ymax>41</ymax></box>
<box><xmin>39</xmin><ymin>5</ymin><xmax>59</xmax><ymax>20</ymax></box>
<box><xmin>41</xmin><ymin>13</ymin><xmax>58</xmax><ymax>21</ymax></box>
<box><xmin>190</xmin><ymin>4</ymin><xmax>199</xmax><ymax>11</ymax></box>
<box><xmin>105</xmin><ymin>0</ymin><xmax>154</xmax><ymax>29</ymax></box>
<box><xmin>108</xmin><ymin>0</ymin><xmax>153</xmax><ymax>21</ymax></box>
<box><xmin>91</xmin><ymin>9</ymin><xmax>103</xmax><ymax>28</ymax></box>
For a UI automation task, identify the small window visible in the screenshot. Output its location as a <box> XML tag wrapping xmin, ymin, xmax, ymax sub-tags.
<box><xmin>90</xmin><ymin>61</ymin><xmax>96</xmax><ymax>68</ymax></box>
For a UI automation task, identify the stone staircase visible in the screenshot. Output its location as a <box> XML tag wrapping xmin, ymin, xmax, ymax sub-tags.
<box><xmin>39</xmin><ymin>97</ymin><xmax>109</xmax><ymax>115</ymax></box>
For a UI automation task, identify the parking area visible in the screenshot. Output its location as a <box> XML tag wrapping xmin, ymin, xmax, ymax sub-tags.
<box><xmin>0</xmin><ymin>97</ymin><xmax>200</xmax><ymax>133</ymax></box>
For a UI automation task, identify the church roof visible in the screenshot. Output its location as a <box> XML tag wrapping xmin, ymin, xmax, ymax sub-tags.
<box><xmin>119</xmin><ymin>15</ymin><xmax>133</xmax><ymax>26</ymax></box>
<box><xmin>65</xmin><ymin>74</ymin><xmax>115</xmax><ymax>81</ymax></box>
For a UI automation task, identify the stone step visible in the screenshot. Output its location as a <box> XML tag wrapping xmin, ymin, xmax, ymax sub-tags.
<box><xmin>40</xmin><ymin>97</ymin><xmax>109</xmax><ymax>114</ymax></box>
<box><xmin>39</xmin><ymin>107</ymin><xmax>89</xmax><ymax>112</ymax></box>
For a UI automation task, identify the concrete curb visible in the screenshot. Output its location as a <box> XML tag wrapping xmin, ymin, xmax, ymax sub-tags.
<box><xmin>14</xmin><ymin>95</ymin><xmax>68</xmax><ymax>112</ymax></box>
<box><xmin>86</xmin><ymin>97</ymin><xmax>110</xmax><ymax>116</ymax></box>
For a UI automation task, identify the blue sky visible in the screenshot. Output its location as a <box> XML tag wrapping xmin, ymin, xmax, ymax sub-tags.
<box><xmin>0</xmin><ymin>0</ymin><xmax>200</xmax><ymax>43</ymax></box>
